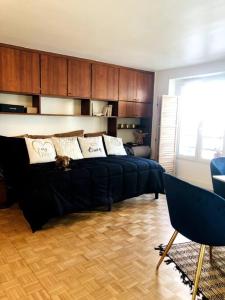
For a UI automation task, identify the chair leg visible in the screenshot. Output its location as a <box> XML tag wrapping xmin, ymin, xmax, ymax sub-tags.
<box><xmin>192</xmin><ymin>244</ymin><xmax>206</xmax><ymax>300</ymax></box>
<box><xmin>156</xmin><ymin>230</ymin><xmax>178</xmax><ymax>271</ymax></box>
<box><xmin>209</xmin><ymin>246</ymin><xmax>213</xmax><ymax>261</ymax></box>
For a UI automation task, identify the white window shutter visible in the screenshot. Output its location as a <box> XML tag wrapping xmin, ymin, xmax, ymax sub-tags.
<box><xmin>158</xmin><ymin>95</ymin><xmax>178</xmax><ymax>174</ymax></box>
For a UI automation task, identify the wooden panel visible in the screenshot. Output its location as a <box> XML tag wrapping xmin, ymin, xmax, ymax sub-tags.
<box><xmin>136</xmin><ymin>71</ymin><xmax>154</xmax><ymax>103</ymax></box>
<box><xmin>107</xmin><ymin>118</ymin><xmax>117</xmax><ymax>136</ymax></box>
<box><xmin>135</xmin><ymin>102</ymin><xmax>152</xmax><ymax>117</ymax></box>
<box><xmin>0</xmin><ymin>46</ymin><xmax>40</xmax><ymax>94</ymax></box>
<box><xmin>118</xmin><ymin>101</ymin><xmax>128</xmax><ymax>117</ymax></box>
<box><xmin>118</xmin><ymin>101</ymin><xmax>136</xmax><ymax>117</ymax></box>
<box><xmin>92</xmin><ymin>64</ymin><xmax>119</xmax><ymax>100</ymax></box>
<box><xmin>119</xmin><ymin>68</ymin><xmax>137</xmax><ymax>101</ymax></box>
<box><xmin>68</xmin><ymin>59</ymin><xmax>91</xmax><ymax>98</ymax></box>
<box><xmin>41</xmin><ymin>54</ymin><xmax>67</xmax><ymax>96</ymax></box>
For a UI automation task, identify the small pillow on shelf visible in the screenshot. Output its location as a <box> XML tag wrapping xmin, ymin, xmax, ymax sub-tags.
<box><xmin>25</xmin><ymin>138</ymin><xmax>56</xmax><ymax>164</ymax></box>
<box><xmin>52</xmin><ymin>137</ymin><xmax>83</xmax><ymax>160</ymax></box>
<box><xmin>103</xmin><ymin>135</ymin><xmax>127</xmax><ymax>156</ymax></box>
<box><xmin>78</xmin><ymin>136</ymin><xmax>106</xmax><ymax>158</ymax></box>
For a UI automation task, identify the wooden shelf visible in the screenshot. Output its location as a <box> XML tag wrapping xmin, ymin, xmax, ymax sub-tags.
<box><xmin>0</xmin><ymin>112</ymin><xmax>118</xmax><ymax>118</ymax></box>
<box><xmin>118</xmin><ymin>128</ymin><xmax>140</xmax><ymax>130</ymax></box>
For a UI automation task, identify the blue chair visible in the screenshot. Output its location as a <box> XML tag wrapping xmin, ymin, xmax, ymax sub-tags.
<box><xmin>156</xmin><ymin>173</ymin><xmax>225</xmax><ymax>300</ymax></box>
<box><xmin>210</xmin><ymin>157</ymin><xmax>225</xmax><ymax>198</ymax></box>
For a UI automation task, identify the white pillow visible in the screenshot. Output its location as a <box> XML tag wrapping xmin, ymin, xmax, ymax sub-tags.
<box><xmin>103</xmin><ymin>135</ymin><xmax>127</xmax><ymax>156</ymax></box>
<box><xmin>78</xmin><ymin>136</ymin><xmax>106</xmax><ymax>158</ymax></box>
<box><xmin>25</xmin><ymin>138</ymin><xmax>56</xmax><ymax>164</ymax></box>
<box><xmin>52</xmin><ymin>137</ymin><xmax>83</xmax><ymax>160</ymax></box>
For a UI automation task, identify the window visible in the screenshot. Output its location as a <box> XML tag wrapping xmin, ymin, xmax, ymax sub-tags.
<box><xmin>177</xmin><ymin>74</ymin><xmax>225</xmax><ymax>160</ymax></box>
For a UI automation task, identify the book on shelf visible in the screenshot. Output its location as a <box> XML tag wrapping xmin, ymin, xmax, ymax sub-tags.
<box><xmin>102</xmin><ymin>105</ymin><xmax>112</xmax><ymax>117</ymax></box>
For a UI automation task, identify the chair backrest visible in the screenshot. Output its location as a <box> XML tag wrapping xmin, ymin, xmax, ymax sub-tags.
<box><xmin>210</xmin><ymin>157</ymin><xmax>225</xmax><ymax>198</ymax></box>
<box><xmin>164</xmin><ymin>173</ymin><xmax>225</xmax><ymax>246</ymax></box>
<box><xmin>211</xmin><ymin>157</ymin><xmax>225</xmax><ymax>176</ymax></box>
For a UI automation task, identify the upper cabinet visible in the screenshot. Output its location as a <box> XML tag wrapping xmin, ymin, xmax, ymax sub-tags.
<box><xmin>68</xmin><ymin>59</ymin><xmax>91</xmax><ymax>98</ymax></box>
<box><xmin>119</xmin><ymin>68</ymin><xmax>154</xmax><ymax>103</ymax></box>
<box><xmin>41</xmin><ymin>54</ymin><xmax>67</xmax><ymax>96</ymax></box>
<box><xmin>136</xmin><ymin>71</ymin><xmax>154</xmax><ymax>103</ymax></box>
<box><xmin>119</xmin><ymin>68</ymin><xmax>137</xmax><ymax>101</ymax></box>
<box><xmin>0</xmin><ymin>46</ymin><xmax>40</xmax><ymax>94</ymax></box>
<box><xmin>92</xmin><ymin>64</ymin><xmax>119</xmax><ymax>101</ymax></box>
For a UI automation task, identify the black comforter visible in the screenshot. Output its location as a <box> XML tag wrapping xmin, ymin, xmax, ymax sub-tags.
<box><xmin>19</xmin><ymin>156</ymin><xmax>164</xmax><ymax>231</ymax></box>
<box><xmin>0</xmin><ymin>135</ymin><xmax>164</xmax><ymax>231</ymax></box>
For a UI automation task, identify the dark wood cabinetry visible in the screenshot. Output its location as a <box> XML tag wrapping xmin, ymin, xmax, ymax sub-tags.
<box><xmin>135</xmin><ymin>102</ymin><xmax>152</xmax><ymax>117</ymax></box>
<box><xmin>136</xmin><ymin>71</ymin><xmax>154</xmax><ymax>103</ymax></box>
<box><xmin>0</xmin><ymin>43</ymin><xmax>155</xmax><ymax>147</ymax></box>
<box><xmin>0</xmin><ymin>46</ymin><xmax>40</xmax><ymax>94</ymax></box>
<box><xmin>92</xmin><ymin>64</ymin><xmax>119</xmax><ymax>100</ymax></box>
<box><xmin>68</xmin><ymin>59</ymin><xmax>91</xmax><ymax>98</ymax></box>
<box><xmin>119</xmin><ymin>68</ymin><xmax>137</xmax><ymax>101</ymax></box>
<box><xmin>118</xmin><ymin>101</ymin><xmax>151</xmax><ymax>117</ymax></box>
<box><xmin>118</xmin><ymin>101</ymin><xmax>135</xmax><ymax>117</ymax></box>
<box><xmin>41</xmin><ymin>54</ymin><xmax>67</xmax><ymax>96</ymax></box>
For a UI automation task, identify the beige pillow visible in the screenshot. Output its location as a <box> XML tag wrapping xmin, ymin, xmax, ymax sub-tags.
<box><xmin>52</xmin><ymin>137</ymin><xmax>83</xmax><ymax>160</ymax></box>
<box><xmin>103</xmin><ymin>135</ymin><xmax>127</xmax><ymax>155</ymax></box>
<box><xmin>25</xmin><ymin>138</ymin><xmax>56</xmax><ymax>164</ymax></box>
<box><xmin>78</xmin><ymin>136</ymin><xmax>106</xmax><ymax>158</ymax></box>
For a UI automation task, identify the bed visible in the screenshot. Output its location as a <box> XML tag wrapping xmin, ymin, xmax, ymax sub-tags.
<box><xmin>0</xmin><ymin>135</ymin><xmax>165</xmax><ymax>231</ymax></box>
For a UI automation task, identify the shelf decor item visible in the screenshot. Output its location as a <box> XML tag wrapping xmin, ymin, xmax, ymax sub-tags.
<box><xmin>133</xmin><ymin>130</ymin><xmax>149</xmax><ymax>145</ymax></box>
<box><xmin>27</xmin><ymin>107</ymin><xmax>38</xmax><ymax>114</ymax></box>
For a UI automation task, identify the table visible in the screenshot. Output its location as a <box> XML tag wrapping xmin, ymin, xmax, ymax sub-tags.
<box><xmin>213</xmin><ymin>175</ymin><xmax>225</xmax><ymax>182</ymax></box>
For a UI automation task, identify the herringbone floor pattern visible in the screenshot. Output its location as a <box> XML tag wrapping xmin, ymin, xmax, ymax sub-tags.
<box><xmin>0</xmin><ymin>195</ymin><xmax>190</xmax><ymax>300</ymax></box>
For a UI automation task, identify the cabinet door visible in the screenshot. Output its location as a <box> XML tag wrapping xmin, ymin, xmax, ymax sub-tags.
<box><xmin>0</xmin><ymin>46</ymin><xmax>40</xmax><ymax>94</ymax></box>
<box><xmin>118</xmin><ymin>101</ymin><xmax>135</xmax><ymax>117</ymax></box>
<box><xmin>136</xmin><ymin>71</ymin><xmax>154</xmax><ymax>103</ymax></box>
<box><xmin>135</xmin><ymin>102</ymin><xmax>152</xmax><ymax>117</ymax></box>
<box><xmin>119</xmin><ymin>68</ymin><xmax>137</xmax><ymax>101</ymax></box>
<box><xmin>41</xmin><ymin>54</ymin><xmax>67</xmax><ymax>96</ymax></box>
<box><xmin>92</xmin><ymin>64</ymin><xmax>119</xmax><ymax>100</ymax></box>
<box><xmin>68</xmin><ymin>59</ymin><xmax>91</xmax><ymax>98</ymax></box>
<box><xmin>126</xmin><ymin>102</ymin><xmax>135</xmax><ymax>117</ymax></box>
<box><xmin>118</xmin><ymin>101</ymin><xmax>127</xmax><ymax>117</ymax></box>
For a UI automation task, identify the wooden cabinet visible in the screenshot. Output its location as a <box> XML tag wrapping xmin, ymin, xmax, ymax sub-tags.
<box><xmin>118</xmin><ymin>101</ymin><xmax>151</xmax><ymax>117</ymax></box>
<box><xmin>0</xmin><ymin>46</ymin><xmax>40</xmax><ymax>94</ymax></box>
<box><xmin>118</xmin><ymin>101</ymin><xmax>135</xmax><ymax>117</ymax></box>
<box><xmin>119</xmin><ymin>68</ymin><xmax>137</xmax><ymax>101</ymax></box>
<box><xmin>136</xmin><ymin>71</ymin><xmax>154</xmax><ymax>103</ymax></box>
<box><xmin>41</xmin><ymin>54</ymin><xmax>67</xmax><ymax>96</ymax></box>
<box><xmin>68</xmin><ymin>59</ymin><xmax>91</xmax><ymax>98</ymax></box>
<box><xmin>92</xmin><ymin>64</ymin><xmax>119</xmax><ymax>100</ymax></box>
<box><xmin>135</xmin><ymin>102</ymin><xmax>152</xmax><ymax>117</ymax></box>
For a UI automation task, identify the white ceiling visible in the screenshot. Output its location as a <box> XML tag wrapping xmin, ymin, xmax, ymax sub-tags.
<box><xmin>1</xmin><ymin>0</ymin><xmax>225</xmax><ymax>71</ymax></box>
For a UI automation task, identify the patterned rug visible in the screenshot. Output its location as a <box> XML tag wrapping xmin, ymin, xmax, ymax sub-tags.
<box><xmin>156</xmin><ymin>242</ymin><xmax>225</xmax><ymax>300</ymax></box>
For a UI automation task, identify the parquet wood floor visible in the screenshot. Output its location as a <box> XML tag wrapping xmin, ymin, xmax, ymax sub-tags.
<box><xmin>0</xmin><ymin>195</ymin><xmax>191</xmax><ymax>300</ymax></box>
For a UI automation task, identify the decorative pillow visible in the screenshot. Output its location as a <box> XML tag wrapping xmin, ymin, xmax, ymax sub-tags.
<box><xmin>84</xmin><ymin>131</ymin><xmax>107</xmax><ymax>137</ymax></box>
<box><xmin>78</xmin><ymin>137</ymin><xmax>106</xmax><ymax>158</ymax></box>
<box><xmin>25</xmin><ymin>138</ymin><xmax>56</xmax><ymax>164</ymax></box>
<box><xmin>103</xmin><ymin>135</ymin><xmax>127</xmax><ymax>156</ymax></box>
<box><xmin>54</xmin><ymin>130</ymin><xmax>84</xmax><ymax>137</ymax></box>
<box><xmin>52</xmin><ymin>137</ymin><xmax>83</xmax><ymax>160</ymax></box>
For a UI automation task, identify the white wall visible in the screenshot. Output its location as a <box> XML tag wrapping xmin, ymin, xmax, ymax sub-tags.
<box><xmin>153</xmin><ymin>59</ymin><xmax>225</xmax><ymax>189</ymax></box>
